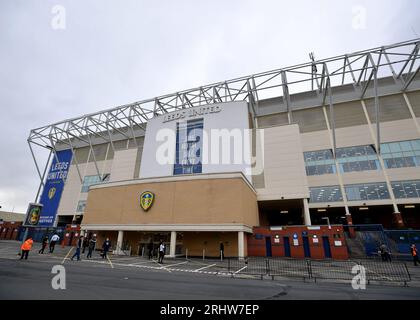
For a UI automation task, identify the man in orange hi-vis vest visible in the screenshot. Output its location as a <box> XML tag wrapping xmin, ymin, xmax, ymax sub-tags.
<box><xmin>20</xmin><ymin>238</ymin><xmax>34</xmax><ymax>260</ymax></box>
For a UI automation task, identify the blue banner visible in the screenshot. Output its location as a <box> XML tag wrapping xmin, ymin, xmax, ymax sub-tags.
<box><xmin>39</xmin><ymin>149</ymin><xmax>73</xmax><ymax>227</ymax></box>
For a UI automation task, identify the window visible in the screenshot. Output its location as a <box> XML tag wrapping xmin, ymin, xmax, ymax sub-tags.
<box><xmin>304</xmin><ymin>149</ymin><xmax>336</xmax><ymax>176</ymax></box>
<box><xmin>309</xmin><ymin>186</ymin><xmax>343</xmax><ymax>203</ymax></box>
<box><xmin>76</xmin><ymin>200</ymin><xmax>86</xmax><ymax>213</ymax></box>
<box><xmin>336</xmin><ymin>145</ymin><xmax>380</xmax><ymax>173</ymax></box>
<box><xmin>391</xmin><ymin>180</ymin><xmax>420</xmax><ymax>198</ymax></box>
<box><xmin>345</xmin><ymin>182</ymin><xmax>390</xmax><ymax>201</ymax></box>
<box><xmin>174</xmin><ymin>119</ymin><xmax>203</xmax><ymax>175</ymax></box>
<box><xmin>81</xmin><ymin>174</ymin><xmax>110</xmax><ymax>193</ymax></box>
<box><xmin>381</xmin><ymin>139</ymin><xmax>420</xmax><ymax>169</ymax></box>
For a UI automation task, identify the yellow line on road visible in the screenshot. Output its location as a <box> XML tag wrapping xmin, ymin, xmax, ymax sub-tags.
<box><xmin>61</xmin><ymin>247</ymin><xmax>73</xmax><ymax>264</ymax></box>
<box><xmin>107</xmin><ymin>255</ymin><xmax>114</xmax><ymax>269</ymax></box>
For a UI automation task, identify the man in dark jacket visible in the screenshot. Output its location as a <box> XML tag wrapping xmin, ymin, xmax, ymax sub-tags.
<box><xmin>411</xmin><ymin>244</ymin><xmax>419</xmax><ymax>266</ymax></box>
<box><xmin>101</xmin><ymin>238</ymin><xmax>111</xmax><ymax>259</ymax></box>
<box><xmin>82</xmin><ymin>236</ymin><xmax>89</xmax><ymax>254</ymax></box>
<box><xmin>87</xmin><ymin>236</ymin><xmax>97</xmax><ymax>259</ymax></box>
<box><xmin>71</xmin><ymin>235</ymin><xmax>83</xmax><ymax>261</ymax></box>
<box><xmin>38</xmin><ymin>235</ymin><xmax>49</xmax><ymax>254</ymax></box>
<box><xmin>220</xmin><ymin>242</ymin><xmax>225</xmax><ymax>259</ymax></box>
<box><xmin>148</xmin><ymin>239</ymin><xmax>154</xmax><ymax>259</ymax></box>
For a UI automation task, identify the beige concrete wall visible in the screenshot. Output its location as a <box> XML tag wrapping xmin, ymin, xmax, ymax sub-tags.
<box><xmin>341</xmin><ymin>170</ymin><xmax>386</xmax><ymax>185</ymax></box>
<box><xmin>379</xmin><ymin>118</ymin><xmax>419</xmax><ymax>142</ymax></box>
<box><xmin>307</xmin><ymin>174</ymin><xmax>340</xmax><ymax>187</ymax></box>
<box><xmin>301</xmin><ymin>130</ymin><xmax>331</xmax><ymax>151</ymax></box>
<box><xmin>83</xmin><ymin>177</ymin><xmax>259</xmax><ymax>226</ymax></box>
<box><xmin>58</xmin><ymin>160</ymin><xmax>112</xmax><ymax>216</ymax></box>
<box><xmin>57</xmin><ymin>163</ymin><xmax>83</xmax><ymax>216</ymax></box>
<box><xmin>109</xmin><ymin>148</ymin><xmax>138</xmax><ymax>182</ymax></box>
<box><xmin>386</xmin><ymin>167</ymin><xmax>420</xmax><ymax>182</ymax></box>
<box><xmin>183</xmin><ymin>232</ymin><xmax>238</xmax><ymax>257</ymax></box>
<box><xmin>335</xmin><ymin>124</ymin><xmax>374</xmax><ymax>148</ymax></box>
<box><xmin>257</xmin><ymin>124</ymin><xmax>309</xmax><ymax>200</ymax></box>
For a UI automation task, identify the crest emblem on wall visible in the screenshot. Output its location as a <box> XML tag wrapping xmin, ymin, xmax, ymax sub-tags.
<box><xmin>140</xmin><ymin>191</ymin><xmax>154</xmax><ymax>211</ymax></box>
<box><xmin>48</xmin><ymin>187</ymin><xmax>56</xmax><ymax>200</ymax></box>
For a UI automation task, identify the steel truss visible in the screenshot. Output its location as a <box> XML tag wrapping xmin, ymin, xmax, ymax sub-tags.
<box><xmin>27</xmin><ymin>38</ymin><xmax>420</xmax><ymax>203</ymax></box>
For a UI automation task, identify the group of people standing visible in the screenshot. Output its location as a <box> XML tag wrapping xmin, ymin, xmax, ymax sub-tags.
<box><xmin>20</xmin><ymin>233</ymin><xmax>60</xmax><ymax>260</ymax></box>
<box><xmin>378</xmin><ymin>243</ymin><xmax>420</xmax><ymax>266</ymax></box>
<box><xmin>38</xmin><ymin>233</ymin><xmax>60</xmax><ymax>254</ymax></box>
<box><xmin>19</xmin><ymin>233</ymin><xmax>112</xmax><ymax>261</ymax></box>
<box><xmin>70</xmin><ymin>235</ymin><xmax>111</xmax><ymax>261</ymax></box>
<box><xmin>147</xmin><ymin>239</ymin><xmax>166</xmax><ymax>263</ymax></box>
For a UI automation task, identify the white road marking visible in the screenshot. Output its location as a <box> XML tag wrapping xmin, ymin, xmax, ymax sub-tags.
<box><xmin>129</xmin><ymin>260</ymin><xmax>155</xmax><ymax>266</ymax></box>
<box><xmin>194</xmin><ymin>263</ymin><xmax>216</xmax><ymax>272</ymax></box>
<box><xmin>234</xmin><ymin>266</ymin><xmax>248</xmax><ymax>274</ymax></box>
<box><xmin>160</xmin><ymin>261</ymin><xmax>188</xmax><ymax>269</ymax></box>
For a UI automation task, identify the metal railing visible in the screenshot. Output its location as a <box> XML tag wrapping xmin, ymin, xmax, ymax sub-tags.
<box><xmin>222</xmin><ymin>257</ymin><xmax>411</xmax><ymax>285</ymax></box>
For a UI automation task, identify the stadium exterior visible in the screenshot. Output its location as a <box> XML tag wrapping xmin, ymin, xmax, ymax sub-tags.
<box><xmin>27</xmin><ymin>39</ymin><xmax>420</xmax><ymax>258</ymax></box>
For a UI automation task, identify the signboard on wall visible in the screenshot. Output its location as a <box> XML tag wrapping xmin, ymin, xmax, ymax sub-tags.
<box><xmin>23</xmin><ymin>203</ymin><xmax>43</xmax><ymax>227</ymax></box>
<box><xmin>38</xmin><ymin>149</ymin><xmax>73</xmax><ymax>227</ymax></box>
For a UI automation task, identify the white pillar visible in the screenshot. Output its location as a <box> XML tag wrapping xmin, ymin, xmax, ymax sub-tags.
<box><xmin>116</xmin><ymin>230</ymin><xmax>124</xmax><ymax>255</ymax></box>
<box><xmin>238</xmin><ymin>231</ymin><xmax>245</xmax><ymax>259</ymax></box>
<box><xmin>303</xmin><ymin>198</ymin><xmax>312</xmax><ymax>226</ymax></box>
<box><xmin>170</xmin><ymin>231</ymin><xmax>176</xmax><ymax>257</ymax></box>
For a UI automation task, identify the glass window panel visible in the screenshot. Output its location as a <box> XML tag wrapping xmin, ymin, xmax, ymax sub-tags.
<box><xmin>380</xmin><ymin>143</ymin><xmax>391</xmax><ymax>154</ymax></box>
<box><xmin>76</xmin><ymin>200</ymin><xmax>86</xmax><ymax>213</ymax></box>
<box><xmin>389</xmin><ymin>143</ymin><xmax>401</xmax><ymax>153</ymax></box>
<box><xmin>345</xmin><ymin>183</ymin><xmax>390</xmax><ymax>201</ymax></box>
<box><xmin>400</xmin><ymin>141</ymin><xmax>412</xmax><ymax>152</ymax></box>
<box><xmin>410</xmin><ymin>140</ymin><xmax>420</xmax><ymax>151</ymax></box>
<box><xmin>309</xmin><ymin>186</ymin><xmax>343</xmax><ymax>203</ymax></box>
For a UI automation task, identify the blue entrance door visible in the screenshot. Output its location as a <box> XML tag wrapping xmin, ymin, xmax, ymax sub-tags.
<box><xmin>303</xmin><ymin>236</ymin><xmax>311</xmax><ymax>258</ymax></box>
<box><xmin>265</xmin><ymin>237</ymin><xmax>272</xmax><ymax>257</ymax></box>
<box><xmin>283</xmin><ymin>237</ymin><xmax>291</xmax><ymax>257</ymax></box>
<box><xmin>322</xmin><ymin>236</ymin><xmax>332</xmax><ymax>258</ymax></box>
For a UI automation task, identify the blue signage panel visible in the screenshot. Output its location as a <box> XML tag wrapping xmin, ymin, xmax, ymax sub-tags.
<box><xmin>174</xmin><ymin>118</ymin><xmax>203</xmax><ymax>175</ymax></box>
<box><xmin>38</xmin><ymin>149</ymin><xmax>73</xmax><ymax>227</ymax></box>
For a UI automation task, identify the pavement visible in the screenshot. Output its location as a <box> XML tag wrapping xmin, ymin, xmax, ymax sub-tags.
<box><xmin>1</xmin><ymin>240</ymin><xmax>420</xmax><ymax>300</ymax></box>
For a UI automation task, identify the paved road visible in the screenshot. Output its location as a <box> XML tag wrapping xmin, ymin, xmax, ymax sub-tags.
<box><xmin>1</xmin><ymin>240</ymin><xmax>420</xmax><ymax>300</ymax></box>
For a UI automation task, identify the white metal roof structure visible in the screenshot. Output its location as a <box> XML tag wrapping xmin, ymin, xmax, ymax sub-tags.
<box><xmin>27</xmin><ymin>38</ymin><xmax>420</xmax><ymax>198</ymax></box>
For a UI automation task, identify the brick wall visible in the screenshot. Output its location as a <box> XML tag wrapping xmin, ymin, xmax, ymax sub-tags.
<box><xmin>247</xmin><ymin>225</ymin><xmax>349</xmax><ymax>260</ymax></box>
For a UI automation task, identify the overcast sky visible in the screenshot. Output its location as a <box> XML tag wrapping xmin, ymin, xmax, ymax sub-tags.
<box><xmin>0</xmin><ymin>0</ymin><xmax>419</xmax><ymax>213</ymax></box>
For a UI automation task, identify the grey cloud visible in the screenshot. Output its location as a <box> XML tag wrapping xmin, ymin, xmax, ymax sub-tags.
<box><xmin>0</xmin><ymin>0</ymin><xmax>419</xmax><ymax>212</ymax></box>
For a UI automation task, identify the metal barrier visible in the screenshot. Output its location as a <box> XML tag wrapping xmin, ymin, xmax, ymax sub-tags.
<box><xmin>268</xmin><ymin>258</ymin><xmax>310</xmax><ymax>280</ymax></box>
<box><xmin>358</xmin><ymin>259</ymin><xmax>411</xmax><ymax>284</ymax></box>
<box><xmin>223</xmin><ymin>257</ymin><xmax>411</xmax><ymax>284</ymax></box>
<box><xmin>310</xmin><ymin>260</ymin><xmax>357</xmax><ymax>282</ymax></box>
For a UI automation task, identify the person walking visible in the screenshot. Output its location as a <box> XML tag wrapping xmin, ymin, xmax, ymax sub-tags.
<box><xmin>379</xmin><ymin>243</ymin><xmax>392</xmax><ymax>262</ymax></box>
<box><xmin>71</xmin><ymin>235</ymin><xmax>83</xmax><ymax>261</ymax></box>
<box><xmin>49</xmin><ymin>233</ymin><xmax>60</xmax><ymax>253</ymax></box>
<box><xmin>411</xmin><ymin>244</ymin><xmax>419</xmax><ymax>266</ymax></box>
<box><xmin>82</xmin><ymin>236</ymin><xmax>89</xmax><ymax>254</ymax></box>
<box><xmin>101</xmin><ymin>238</ymin><xmax>111</xmax><ymax>259</ymax></box>
<box><xmin>38</xmin><ymin>235</ymin><xmax>49</xmax><ymax>254</ymax></box>
<box><xmin>20</xmin><ymin>237</ymin><xmax>34</xmax><ymax>260</ymax></box>
<box><xmin>220</xmin><ymin>242</ymin><xmax>225</xmax><ymax>259</ymax></box>
<box><xmin>148</xmin><ymin>239</ymin><xmax>154</xmax><ymax>260</ymax></box>
<box><xmin>158</xmin><ymin>240</ymin><xmax>165</xmax><ymax>264</ymax></box>
<box><xmin>87</xmin><ymin>236</ymin><xmax>97</xmax><ymax>259</ymax></box>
